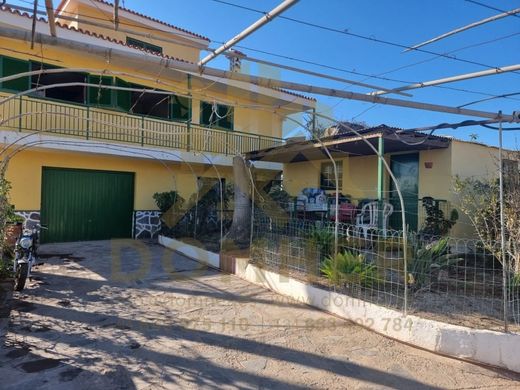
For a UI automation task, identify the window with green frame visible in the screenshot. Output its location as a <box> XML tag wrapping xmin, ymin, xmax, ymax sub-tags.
<box><xmin>200</xmin><ymin>102</ymin><xmax>234</xmax><ymax>130</ymax></box>
<box><xmin>0</xmin><ymin>55</ymin><xmax>30</xmax><ymax>92</ymax></box>
<box><xmin>320</xmin><ymin>161</ymin><xmax>343</xmax><ymax>191</ymax></box>
<box><xmin>30</xmin><ymin>61</ymin><xmax>86</xmax><ymax>104</ymax></box>
<box><xmin>126</xmin><ymin>37</ymin><xmax>163</xmax><ymax>55</ymax></box>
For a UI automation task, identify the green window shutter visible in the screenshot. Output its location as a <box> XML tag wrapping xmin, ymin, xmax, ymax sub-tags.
<box><xmin>1</xmin><ymin>56</ymin><xmax>30</xmax><ymax>92</ymax></box>
<box><xmin>218</xmin><ymin>105</ymin><xmax>234</xmax><ymax>130</ymax></box>
<box><xmin>88</xmin><ymin>75</ymin><xmax>114</xmax><ymax>106</ymax></box>
<box><xmin>200</xmin><ymin>101</ymin><xmax>213</xmax><ymax>125</ymax></box>
<box><xmin>115</xmin><ymin>78</ymin><xmax>131</xmax><ymax>111</ymax></box>
<box><xmin>170</xmin><ymin>95</ymin><xmax>190</xmax><ymax>121</ymax></box>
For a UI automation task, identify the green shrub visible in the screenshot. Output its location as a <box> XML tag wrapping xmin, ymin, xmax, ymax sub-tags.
<box><xmin>153</xmin><ymin>191</ymin><xmax>184</xmax><ymax>213</ymax></box>
<box><xmin>321</xmin><ymin>251</ymin><xmax>377</xmax><ymax>287</ymax></box>
<box><xmin>308</xmin><ymin>227</ymin><xmax>334</xmax><ymax>259</ymax></box>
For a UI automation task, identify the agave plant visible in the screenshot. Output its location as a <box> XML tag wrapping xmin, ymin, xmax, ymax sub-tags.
<box><xmin>308</xmin><ymin>227</ymin><xmax>334</xmax><ymax>260</ymax></box>
<box><xmin>321</xmin><ymin>251</ymin><xmax>377</xmax><ymax>287</ymax></box>
<box><xmin>409</xmin><ymin>237</ymin><xmax>461</xmax><ymax>289</ymax></box>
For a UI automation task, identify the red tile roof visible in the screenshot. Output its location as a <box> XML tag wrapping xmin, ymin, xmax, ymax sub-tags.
<box><xmin>55</xmin><ymin>0</ymin><xmax>210</xmax><ymax>42</ymax></box>
<box><xmin>1</xmin><ymin>5</ymin><xmax>192</xmax><ymax>64</ymax></box>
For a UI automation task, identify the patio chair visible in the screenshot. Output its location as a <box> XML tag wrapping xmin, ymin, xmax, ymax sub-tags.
<box><xmin>355</xmin><ymin>201</ymin><xmax>394</xmax><ymax>238</ymax></box>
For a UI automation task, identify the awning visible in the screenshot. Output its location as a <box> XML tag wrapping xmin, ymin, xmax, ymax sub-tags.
<box><xmin>246</xmin><ymin>127</ymin><xmax>451</xmax><ymax>163</ymax></box>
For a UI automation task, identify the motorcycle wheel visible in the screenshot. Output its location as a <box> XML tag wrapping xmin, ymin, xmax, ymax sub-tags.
<box><xmin>14</xmin><ymin>263</ymin><xmax>29</xmax><ymax>291</ymax></box>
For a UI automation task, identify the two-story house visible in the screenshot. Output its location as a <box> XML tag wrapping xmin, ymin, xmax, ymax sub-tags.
<box><xmin>0</xmin><ymin>0</ymin><xmax>314</xmax><ymax>242</ymax></box>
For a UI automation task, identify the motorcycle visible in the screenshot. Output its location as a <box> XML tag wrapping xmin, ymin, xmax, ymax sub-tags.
<box><xmin>13</xmin><ymin>221</ymin><xmax>47</xmax><ymax>291</ymax></box>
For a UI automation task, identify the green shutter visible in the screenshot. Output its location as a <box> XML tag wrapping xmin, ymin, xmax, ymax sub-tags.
<box><xmin>1</xmin><ymin>56</ymin><xmax>30</xmax><ymax>92</ymax></box>
<box><xmin>115</xmin><ymin>77</ymin><xmax>131</xmax><ymax>111</ymax></box>
<box><xmin>218</xmin><ymin>105</ymin><xmax>234</xmax><ymax>130</ymax></box>
<box><xmin>170</xmin><ymin>95</ymin><xmax>190</xmax><ymax>121</ymax></box>
<box><xmin>200</xmin><ymin>101</ymin><xmax>213</xmax><ymax>125</ymax></box>
<box><xmin>88</xmin><ymin>75</ymin><xmax>114</xmax><ymax>106</ymax></box>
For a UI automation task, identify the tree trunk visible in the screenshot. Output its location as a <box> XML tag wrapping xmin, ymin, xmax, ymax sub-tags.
<box><xmin>222</xmin><ymin>156</ymin><xmax>251</xmax><ymax>250</ymax></box>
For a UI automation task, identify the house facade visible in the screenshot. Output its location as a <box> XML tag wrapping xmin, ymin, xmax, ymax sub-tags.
<box><xmin>247</xmin><ymin>125</ymin><xmax>516</xmax><ymax>238</ymax></box>
<box><xmin>0</xmin><ymin>0</ymin><xmax>314</xmax><ymax>242</ymax></box>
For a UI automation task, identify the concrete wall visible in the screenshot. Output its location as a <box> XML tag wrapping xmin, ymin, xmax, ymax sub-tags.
<box><xmin>159</xmin><ymin>236</ymin><xmax>520</xmax><ymax>374</ymax></box>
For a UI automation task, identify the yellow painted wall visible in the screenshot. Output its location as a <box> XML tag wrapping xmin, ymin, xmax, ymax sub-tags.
<box><xmin>5</xmin><ymin>148</ymin><xmax>236</xmax><ymax>210</ymax></box>
<box><xmin>63</xmin><ymin>3</ymin><xmax>203</xmax><ymax>63</ymax></box>
<box><xmin>418</xmin><ymin>147</ymin><xmax>453</xmax><ymax>200</ymax></box>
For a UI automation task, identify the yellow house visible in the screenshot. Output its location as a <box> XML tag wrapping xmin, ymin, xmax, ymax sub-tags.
<box><xmin>0</xmin><ymin>0</ymin><xmax>315</xmax><ymax>242</ymax></box>
<box><xmin>247</xmin><ymin>124</ymin><xmax>516</xmax><ymax>238</ymax></box>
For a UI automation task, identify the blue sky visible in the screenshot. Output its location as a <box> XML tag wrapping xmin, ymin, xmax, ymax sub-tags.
<box><xmin>11</xmin><ymin>0</ymin><xmax>520</xmax><ymax>147</ymax></box>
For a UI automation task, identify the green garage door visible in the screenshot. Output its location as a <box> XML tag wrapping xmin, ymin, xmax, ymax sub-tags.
<box><xmin>41</xmin><ymin>167</ymin><xmax>135</xmax><ymax>243</ymax></box>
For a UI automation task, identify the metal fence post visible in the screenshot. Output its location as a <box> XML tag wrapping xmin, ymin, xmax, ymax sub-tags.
<box><xmin>141</xmin><ymin>116</ymin><xmax>145</xmax><ymax>146</ymax></box>
<box><xmin>498</xmin><ymin>113</ymin><xmax>508</xmax><ymax>332</ymax></box>
<box><xmin>86</xmin><ymin>106</ymin><xmax>90</xmax><ymax>140</ymax></box>
<box><xmin>18</xmin><ymin>95</ymin><xmax>22</xmax><ymax>132</ymax></box>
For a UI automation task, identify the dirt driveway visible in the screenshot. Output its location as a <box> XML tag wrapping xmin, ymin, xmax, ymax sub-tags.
<box><xmin>1</xmin><ymin>239</ymin><xmax>519</xmax><ymax>389</ymax></box>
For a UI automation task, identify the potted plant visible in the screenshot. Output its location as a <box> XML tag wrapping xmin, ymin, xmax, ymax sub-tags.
<box><xmin>4</xmin><ymin>208</ymin><xmax>24</xmax><ymax>248</ymax></box>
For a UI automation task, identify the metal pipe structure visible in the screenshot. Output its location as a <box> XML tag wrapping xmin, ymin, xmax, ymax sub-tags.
<box><xmin>498</xmin><ymin>112</ymin><xmax>508</xmax><ymax>332</ymax></box>
<box><xmin>30</xmin><ymin>0</ymin><xmax>38</xmax><ymax>49</ymax></box>
<box><xmin>2</xmin><ymin>26</ymin><xmax>519</xmax><ymax>122</ymax></box>
<box><xmin>233</xmin><ymin>53</ymin><xmax>413</xmax><ymax>97</ymax></box>
<box><xmin>405</xmin><ymin>7</ymin><xmax>520</xmax><ymax>52</ymax></box>
<box><xmin>370</xmin><ymin>64</ymin><xmax>520</xmax><ymax>96</ymax></box>
<box><xmin>113</xmin><ymin>0</ymin><xmax>119</xmax><ymax>31</ymax></box>
<box><xmin>198</xmin><ymin>0</ymin><xmax>299</xmax><ymax>68</ymax></box>
<box><xmin>44</xmin><ymin>0</ymin><xmax>56</xmax><ymax>37</ymax></box>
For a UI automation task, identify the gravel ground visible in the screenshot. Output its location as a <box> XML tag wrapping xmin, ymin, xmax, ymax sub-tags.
<box><xmin>1</xmin><ymin>239</ymin><xmax>519</xmax><ymax>389</ymax></box>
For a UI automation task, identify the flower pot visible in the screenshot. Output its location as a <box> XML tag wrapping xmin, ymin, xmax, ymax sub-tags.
<box><xmin>5</xmin><ymin>223</ymin><xmax>22</xmax><ymax>248</ymax></box>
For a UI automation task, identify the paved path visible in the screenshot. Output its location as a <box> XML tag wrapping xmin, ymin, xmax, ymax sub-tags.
<box><xmin>1</xmin><ymin>240</ymin><xmax>519</xmax><ymax>389</ymax></box>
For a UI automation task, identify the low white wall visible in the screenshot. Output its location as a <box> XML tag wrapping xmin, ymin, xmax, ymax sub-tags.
<box><xmin>159</xmin><ymin>236</ymin><xmax>520</xmax><ymax>373</ymax></box>
<box><xmin>158</xmin><ymin>236</ymin><xmax>220</xmax><ymax>269</ymax></box>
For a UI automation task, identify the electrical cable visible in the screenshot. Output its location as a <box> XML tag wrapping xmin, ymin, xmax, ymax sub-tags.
<box><xmin>210</xmin><ymin>0</ymin><xmax>520</xmax><ymax>74</ymax></box>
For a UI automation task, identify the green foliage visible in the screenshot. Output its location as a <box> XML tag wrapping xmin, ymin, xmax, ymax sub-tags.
<box><xmin>409</xmin><ymin>237</ymin><xmax>461</xmax><ymax>288</ymax></box>
<box><xmin>266</xmin><ymin>184</ymin><xmax>291</xmax><ymax>209</ymax></box>
<box><xmin>320</xmin><ymin>251</ymin><xmax>377</xmax><ymax>287</ymax></box>
<box><xmin>308</xmin><ymin>227</ymin><xmax>334</xmax><ymax>259</ymax></box>
<box><xmin>420</xmin><ymin>197</ymin><xmax>458</xmax><ymax>237</ymax></box>
<box><xmin>153</xmin><ymin>191</ymin><xmax>184</xmax><ymax>213</ymax></box>
<box><xmin>0</xmin><ymin>248</ymin><xmax>13</xmax><ymax>280</ymax></box>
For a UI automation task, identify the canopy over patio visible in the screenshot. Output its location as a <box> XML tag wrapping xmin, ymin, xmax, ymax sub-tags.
<box><xmin>246</xmin><ymin>125</ymin><xmax>451</xmax><ymax>163</ymax></box>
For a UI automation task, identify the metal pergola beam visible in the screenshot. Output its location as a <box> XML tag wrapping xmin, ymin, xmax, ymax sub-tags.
<box><xmin>405</xmin><ymin>7</ymin><xmax>520</xmax><ymax>52</ymax></box>
<box><xmin>44</xmin><ymin>0</ymin><xmax>56</xmax><ymax>37</ymax></box>
<box><xmin>1</xmin><ymin>26</ymin><xmax>518</xmax><ymax>122</ymax></box>
<box><xmin>198</xmin><ymin>0</ymin><xmax>298</xmax><ymax>68</ymax></box>
<box><xmin>370</xmin><ymin>64</ymin><xmax>520</xmax><ymax>96</ymax></box>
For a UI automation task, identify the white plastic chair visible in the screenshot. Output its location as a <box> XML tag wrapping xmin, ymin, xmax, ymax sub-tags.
<box><xmin>355</xmin><ymin>201</ymin><xmax>394</xmax><ymax>238</ymax></box>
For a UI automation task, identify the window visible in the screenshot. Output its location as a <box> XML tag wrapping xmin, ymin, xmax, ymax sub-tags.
<box><xmin>0</xmin><ymin>56</ymin><xmax>30</xmax><ymax>92</ymax></box>
<box><xmin>126</xmin><ymin>37</ymin><xmax>163</xmax><ymax>55</ymax></box>
<box><xmin>31</xmin><ymin>62</ymin><xmax>86</xmax><ymax>104</ymax></box>
<box><xmin>320</xmin><ymin>161</ymin><xmax>343</xmax><ymax>191</ymax></box>
<box><xmin>129</xmin><ymin>87</ymin><xmax>170</xmax><ymax>119</ymax></box>
<box><xmin>200</xmin><ymin>102</ymin><xmax>234</xmax><ymax>130</ymax></box>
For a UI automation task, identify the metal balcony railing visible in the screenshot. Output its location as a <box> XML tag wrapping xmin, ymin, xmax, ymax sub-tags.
<box><xmin>0</xmin><ymin>92</ymin><xmax>284</xmax><ymax>155</ymax></box>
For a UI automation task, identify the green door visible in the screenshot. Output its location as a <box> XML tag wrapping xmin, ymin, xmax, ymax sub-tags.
<box><xmin>389</xmin><ymin>153</ymin><xmax>419</xmax><ymax>232</ymax></box>
<box><xmin>41</xmin><ymin>167</ymin><xmax>134</xmax><ymax>243</ymax></box>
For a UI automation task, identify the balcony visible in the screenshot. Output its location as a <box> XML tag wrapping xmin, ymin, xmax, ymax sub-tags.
<box><xmin>0</xmin><ymin>92</ymin><xmax>284</xmax><ymax>156</ymax></box>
